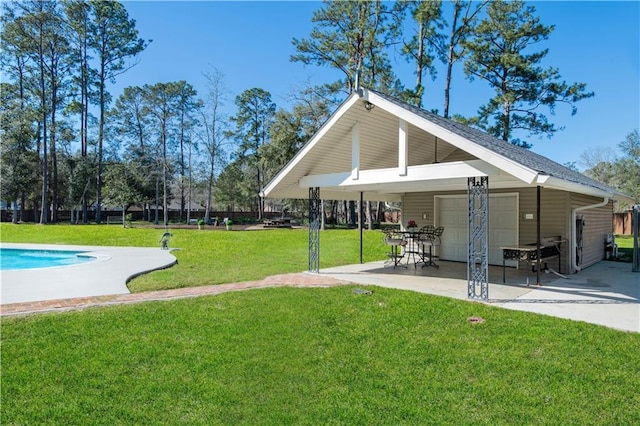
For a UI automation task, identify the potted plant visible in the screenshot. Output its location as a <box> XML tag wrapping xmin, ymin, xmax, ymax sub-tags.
<box><xmin>225</xmin><ymin>219</ymin><xmax>233</xmax><ymax>230</ymax></box>
<box><xmin>407</xmin><ymin>219</ymin><xmax>417</xmax><ymax>234</ymax></box>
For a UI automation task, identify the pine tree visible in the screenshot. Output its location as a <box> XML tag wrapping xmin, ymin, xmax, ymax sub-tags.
<box><xmin>291</xmin><ymin>0</ymin><xmax>403</xmax><ymax>95</ymax></box>
<box><xmin>462</xmin><ymin>0</ymin><xmax>593</xmax><ymax>147</ymax></box>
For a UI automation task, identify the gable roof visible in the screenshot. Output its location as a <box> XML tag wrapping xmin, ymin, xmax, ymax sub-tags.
<box><xmin>262</xmin><ymin>87</ymin><xmax>634</xmax><ymax>204</ymax></box>
<box><xmin>368</xmin><ymin>89</ymin><xmax>616</xmax><ymax>195</ymax></box>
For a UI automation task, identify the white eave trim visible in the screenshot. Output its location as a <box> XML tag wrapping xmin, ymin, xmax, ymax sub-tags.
<box><xmin>536</xmin><ymin>175</ymin><xmax>633</xmax><ymax>203</ymax></box>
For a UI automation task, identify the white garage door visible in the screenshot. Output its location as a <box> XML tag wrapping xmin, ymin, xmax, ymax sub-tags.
<box><xmin>436</xmin><ymin>195</ymin><xmax>518</xmax><ymax>266</ymax></box>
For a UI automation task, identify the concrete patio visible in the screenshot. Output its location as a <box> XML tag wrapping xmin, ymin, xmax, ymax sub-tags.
<box><xmin>319</xmin><ymin>260</ymin><xmax>639</xmax><ymax>333</ymax></box>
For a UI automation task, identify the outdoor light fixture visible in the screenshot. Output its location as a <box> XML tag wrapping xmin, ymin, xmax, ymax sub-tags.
<box><xmin>364</xmin><ymin>101</ymin><xmax>375</xmax><ymax>111</ymax></box>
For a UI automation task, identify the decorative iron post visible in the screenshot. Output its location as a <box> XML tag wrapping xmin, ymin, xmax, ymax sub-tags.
<box><xmin>468</xmin><ymin>177</ymin><xmax>489</xmax><ymax>300</ymax></box>
<box><xmin>309</xmin><ymin>187</ymin><xmax>320</xmax><ymax>273</ymax></box>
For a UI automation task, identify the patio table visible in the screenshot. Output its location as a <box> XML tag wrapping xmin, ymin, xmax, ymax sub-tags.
<box><xmin>501</xmin><ymin>239</ymin><xmax>565</xmax><ymax>285</ymax></box>
<box><xmin>402</xmin><ymin>230</ymin><xmax>440</xmax><ymax>269</ymax></box>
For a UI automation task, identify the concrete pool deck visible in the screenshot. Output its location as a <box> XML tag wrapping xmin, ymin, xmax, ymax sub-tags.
<box><xmin>0</xmin><ymin>243</ymin><xmax>177</xmax><ymax>305</ymax></box>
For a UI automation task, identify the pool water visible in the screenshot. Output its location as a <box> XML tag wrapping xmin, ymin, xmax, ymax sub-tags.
<box><xmin>0</xmin><ymin>248</ymin><xmax>95</xmax><ymax>270</ymax></box>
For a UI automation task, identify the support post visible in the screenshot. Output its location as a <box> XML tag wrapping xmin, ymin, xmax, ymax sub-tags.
<box><xmin>309</xmin><ymin>187</ymin><xmax>320</xmax><ymax>273</ymax></box>
<box><xmin>633</xmin><ymin>204</ymin><xmax>639</xmax><ymax>272</ymax></box>
<box><xmin>351</xmin><ymin>123</ymin><xmax>360</xmax><ymax>180</ymax></box>
<box><xmin>360</xmin><ymin>192</ymin><xmax>364</xmax><ymax>264</ymax></box>
<box><xmin>398</xmin><ymin>119</ymin><xmax>408</xmax><ymax>176</ymax></box>
<box><xmin>468</xmin><ymin>177</ymin><xmax>489</xmax><ymax>300</ymax></box>
<box><xmin>536</xmin><ymin>186</ymin><xmax>541</xmax><ymax>285</ymax></box>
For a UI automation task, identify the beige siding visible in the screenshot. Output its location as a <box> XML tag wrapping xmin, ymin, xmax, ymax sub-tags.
<box><xmin>517</xmin><ymin>188</ymin><xmax>571</xmax><ymax>273</ymax></box>
<box><xmin>571</xmin><ymin>194</ymin><xmax>614</xmax><ymax>269</ymax></box>
<box><xmin>402</xmin><ymin>192</ymin><xmax>436</xmax><ymax>228</ymax></box>
<box><xmin>402</xmin><ymin>187</ymin><xmax>579</xmax><ymax>273</ymax></box>
<box><xmin>440</xmin><ymin>148</ymin><xmax>477</xmax><ymax>162</ymax></box>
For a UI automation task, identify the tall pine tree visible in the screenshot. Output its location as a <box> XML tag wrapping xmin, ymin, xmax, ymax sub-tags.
<box><xmin>462</xmin><ymin>0</ymin><xmax>593</xmax><ymax>147</ymax></box>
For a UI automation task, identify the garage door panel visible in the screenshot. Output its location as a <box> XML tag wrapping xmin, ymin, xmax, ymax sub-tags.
<box><xmin>437</xmin><ymin>195</ymin><xmax>517</xmax><ymax>266</ymax></box>
<box><xmin>490</xmin><ymin>211</ymin><xmax>517</xmax><ymax>227</ymax></box>
<box><xmin>493</xmin><ymin>197</ymin><xmax>515</xmax><ymax>208</ymax></box>
<box><xmin>491</xmin><ymin>229</ymin><xmax>516</xmax><ymax>246</ymax></box>
<box><xmin>440</xmin><ymin>214</ymin><xmax>466</xmax><ymax>228</ymax></box>
<box><xmin>440</xmin><ymin>243</ymin><xmax>466</xmax><ymax>262</ymax></box>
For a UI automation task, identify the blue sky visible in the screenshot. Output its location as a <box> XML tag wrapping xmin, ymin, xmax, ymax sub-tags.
<box><xmin>117</xmin><ymin>1</ymin><xmax>640</xmax><ymax>169</ymax></box>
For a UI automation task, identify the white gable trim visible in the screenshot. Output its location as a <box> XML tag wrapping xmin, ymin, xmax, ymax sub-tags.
<box><xmin>363</xmin><ymin>90</ymin><xmax>539</xmax><ymax>185</ymax></box>
<box><xmin>262</xmin><ymin>93</ymin><xmax>362</xmax><ymax>197</ymax></box>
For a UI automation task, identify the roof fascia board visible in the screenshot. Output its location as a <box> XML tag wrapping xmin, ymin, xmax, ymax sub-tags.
<box><xmin>537</xmin><ymin>175</ymin><xmax>634</xmax><ymax>203</ymax></box>
<box><xmin>363</xmin><ymin>90</ymin><xmax>539</xmax><ymax>185</ymax></box>
<box><xmin>262</xmin><ymin>92</ymin><xmax>362</xmax><ymax>197</ymax></box>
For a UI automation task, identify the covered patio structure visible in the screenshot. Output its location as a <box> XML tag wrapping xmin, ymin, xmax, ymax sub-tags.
<box><xmin>262</xmin><ymin>88</ymin><xmax>635</xmax><ymax>301</ymax></box>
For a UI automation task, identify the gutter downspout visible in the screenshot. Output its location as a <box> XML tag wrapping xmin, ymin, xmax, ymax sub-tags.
<box><xmin>571</xmin><ymin>196</ymin><xmax>609</xmax><ymax>272</ymax></box>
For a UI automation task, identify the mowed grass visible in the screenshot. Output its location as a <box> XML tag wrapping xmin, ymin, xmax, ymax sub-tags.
<box><xmin>0</xmin><ymin>223</ymin><xmax>387</xmax><ymax>291</ymax></box>
<box><xmin>615</xmin><ymin>235</ymin><xmax>636</xmax><ymax>261</ymax></box>
<box><xmin>3</xmin><ymin>287</ymin><xmax>640</xmax><ymax>425</ymax></box>
<box><xmin>2</xmin><ymin>223</ymin><xmax>639</xmax><ymax>424</ymax></box>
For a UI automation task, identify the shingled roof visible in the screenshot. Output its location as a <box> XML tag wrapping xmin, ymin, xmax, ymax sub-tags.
<box><xmin>263</xmin><ymin>87</ymin><xmax>633</xmax><ymax>204</ymax></box>
<box><xmin>368</xmin><ymin>88</ymin><xmax>616</xmax><ymax>195</ymax></box>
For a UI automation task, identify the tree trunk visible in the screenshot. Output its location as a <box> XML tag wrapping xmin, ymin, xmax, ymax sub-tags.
<box><xmin>81</xmin><ymin>23</ymin><xmax>89</xmax><ymax>224</ymax></box>
<box><xmin>39</xmin><ymin>38</ymin><xmax>48</xmax><ymax>224</ymax></box>
<box><xmin>96</xmin><ymin>65</ymin><xmax>106</xmax><ymax>224</ymax></box>
<box><xmin>12</xmin><ymin>201</ymin><xmax>18</xmax><ymax>224</ymax></box>
<box><xmin>205</xmin><ymin>164</ymin><xmax>214</xmax><ymax>223</ymax></box>
<box><xmin>33</xmin><ymin>199</ymin><xmax>40</xmax><ymax>224</ymax></box>
<box><xmin>50</xmin><ymin>66</ymin><xmax>58</xmax><ymax>223</ymax></box>
<box><xmin>154</xmin><ymin>173</ymin><xmax>159</xmax><ymax>225</ymax></box>
<box><xmin>162</xmin><ymin>128</ymin><xmax>168</xmax><ymax>227</ymax></box>
<box><xmin>20</xmin><ymin>194</ymin><xmax>26</xmax><ymax>222</ymax></box>
<box><xmin>501</xmin><ymin>75</ymin><xmax>511</xmax><ymax>142</ymax></box>
<box><xmin>186</xmin><ymin>138</ymin><xmax>192</xmax><ymax>223</ymax></box>
<box><xmin>443</xmin><ymin>4</ymin><xmax>460</xmax><ymax>119</ymax></box>
<box><xmin>415</xmin><ymin>21</ymin><xmax>424</xmax><ymax>108</ymax></box>
<box><xmin>179</xmin><ymin>119</ymin><xmax>185</xmax><ymax>221</ymax></box>
<box><xmin>349</xmin><ymin>200</ymin><xmax>356</xmax><ymax>227</ymax></box>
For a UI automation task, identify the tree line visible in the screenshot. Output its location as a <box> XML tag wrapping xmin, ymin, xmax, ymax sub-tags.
<box><xmin>2</xmin><ymin>0</ymin><xmax>607</xmax><ymax>226</ymax></box>
<box><xmin>580</xmin><ymin>130</ymin><xmax>640</xmax><ymax>210</ymax></box>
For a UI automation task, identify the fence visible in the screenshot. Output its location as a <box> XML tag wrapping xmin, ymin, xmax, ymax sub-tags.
<box><xmin>0</xmin><ymin>209</ymin><xmax>280</xmax><ymax>224</ymax></box>
<box><xmin>614</xmin><ymin>211</ymin><xmax>633</xmax><ymax>235</ymax></box>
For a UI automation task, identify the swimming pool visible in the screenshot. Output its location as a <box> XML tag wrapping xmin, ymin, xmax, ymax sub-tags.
<box><xmin>0</xmin><ymin>248</ymin><xmax>96</xmax><ymax>270</ymax></box>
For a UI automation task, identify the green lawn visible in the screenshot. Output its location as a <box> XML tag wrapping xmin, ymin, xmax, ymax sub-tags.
<box><xmin>0</xmin><ymin>223</ymin><xmax>387</xmax><ymax>292</ymax></box>
<box><xmin>615</xmin><ymin>235</ymin><xmax>636</xmax><ymax>261</ymax></box>
<box><xmin>2</xmin><ymin>224</ymin><xmax>639</xmax><ymax>424</ymax></box>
